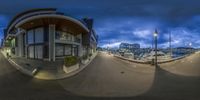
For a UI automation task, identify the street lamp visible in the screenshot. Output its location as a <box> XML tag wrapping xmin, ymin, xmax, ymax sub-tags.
<box><xmin>154</xmin><ymin>29</ymin><xmax>158</xmax><ymax>66</ymax></box>
<box><xmin>189</xmin><ymin>42</ymin><xmax>192</xmax><ymax>54</ymax></box>
<box><xmin>189</xmin><ymin>43</ymin><xmax>192</xmax><ymax>47</ymax></box>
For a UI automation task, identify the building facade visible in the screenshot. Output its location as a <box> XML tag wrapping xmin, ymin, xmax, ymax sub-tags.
<box><xmin>3</xmin><ymin>8</ymin><xmax>98</xmax><ymax>61</ymax></box>
<box><xmin>173</xmin><ymin>47</ymin><xmax>195</xmax><ymax>55</ymax></box>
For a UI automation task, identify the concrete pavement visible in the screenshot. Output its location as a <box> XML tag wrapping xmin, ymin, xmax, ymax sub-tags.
<box><xmin>160</xmin><ymin>51</ymin><xmax>200</xmax><ymax>76</ymax></box>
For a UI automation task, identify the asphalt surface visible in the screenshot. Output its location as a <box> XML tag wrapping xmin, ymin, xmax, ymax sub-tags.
<box><xmin>0</xmin><ymin>51</ymin><xmax>200</xmax><ymax>100</ymax></box>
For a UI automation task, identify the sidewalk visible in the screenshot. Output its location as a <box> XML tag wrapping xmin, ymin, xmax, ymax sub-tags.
<box><xmin>1</xmin><ymin>50</ymin><xmax>98</xmax><ymax>80</ymax></box>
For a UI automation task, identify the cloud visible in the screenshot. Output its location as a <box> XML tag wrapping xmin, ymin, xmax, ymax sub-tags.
<box><xmin>132</xmin><ymin>29</ymin><xmax>152</xmax><ymax>39</ymax></box>
<box><xmin>1</xmin><ymin>0</ymin><xmax>200</xmax><ymax>48</ymax></box>
<box><xmin>101</xmin><ymin>42</ymin><xmax>121</xmax><ymax>48</ymax></box>
<box><xmin>161</xmin><ymin>27</ymin><xmax>200</xmax><ymax>48</ymax></box>
<box><xmin>0</xmin><ymin>15</ymin><xmax>9</xmax><ymax>44</ymax></box>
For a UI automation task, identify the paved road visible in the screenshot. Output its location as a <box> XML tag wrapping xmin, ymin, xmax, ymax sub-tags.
<box><xmin>0</xmin><ymin>51</ymin><xmax>200</xmax><ymax>100</ymax></box>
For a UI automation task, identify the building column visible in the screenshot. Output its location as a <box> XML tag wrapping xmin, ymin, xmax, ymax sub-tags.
<box><xmin>24</xmin><ymin>31</ymin><xmax>28</xmax><ymax>58</ymax></box>
<box><xmin>17</xmin><ymin>33</ymin><xmax>24</xmax><ymax>57</ymax></box>
<box><xmin>49</xmin><ymin>24</ymin><xmax>55</xmax><ymax>61</ymax></box>
<box><xmin>78</xmin><ymin>34</ymin><xmax>82</xmax><ymax>57</ymax></box>
<box><xmin>78</xmin><ymin>45</ymin><xmax>82</xmax><ymax>57</ymax></box>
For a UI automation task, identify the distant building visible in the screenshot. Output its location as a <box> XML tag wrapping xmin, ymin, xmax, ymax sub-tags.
<box><xmin>3</xmin><ymin>8</ymin><xmax>98</xmax><ymax>61</ymax></box>
<box><xmin>119</xmin><ymin>43</ymin><xmax>140</xmax><ymax>52</ymax></box>
<box><xmin>173</xmin><ymin>47</ymin><xmax>195</xmax><ymax>54</ymax></box>
<box><xmin>0</xmin><ymin>39</ymin><xmax>3</xmax><ymax>48</ymax></box>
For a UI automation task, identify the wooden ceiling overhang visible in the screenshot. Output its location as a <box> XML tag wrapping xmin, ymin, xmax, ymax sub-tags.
<box><xmin>16</xmin><ymin>15</ymin><xmax>89</xmax><ymax>35</ymax></box>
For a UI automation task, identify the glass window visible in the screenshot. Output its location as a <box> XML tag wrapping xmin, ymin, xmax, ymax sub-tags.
<box><xmin>28</xmin><ymin>46</ymin><xmax>34</xmax><ymax>58</ymax></box>
<box><xmin>56</xmin><ymin>31</ymin><xmax>67</xmax><ymax>40</ymax></box>
<box><xmin>35</xmin><ymin>45</ymin><xmax>43</xmax><ymax>59</ymax></box>
<box><xmin>55</xmin><ymin>31</ymin><xmax>61</xmax><ymax>40</ymax></box>
<box><xmin>11</xmin><ymin>39</ymin><xmax>15</xmax><ymax>47</ymax></box>
<box><xmin>71</xmin><ymin>35</ymin><xmax>75</xmax><ymax>41</ymax></box>
<box><xmin>55</xmin><ymin>31</ymin><xmax>76</xmax><ymax>41</ymax></box>
<box><xmin>68</xmin><ymin>34</ymin><xmax>72</xmax><ymax>41</ymax></box>
<box><xmin>67</xmin><ymin>33</ymin><xmax>70</xmax><ymax>40</ymax></box>
<box><xmin>61</xmin><ymin>32</ymin><xmax>67</xmax><ymax>40</ymax></box>
<box><xmin>72</xmin><ymin>45</ymin><xmax>78</xmax><ymax>56</ymax></box>
<box><xmin>65</xmin><ymin>45</ymin><xmax>72</xmax><ymax>55</ymax></box>
<box><xmin>27</xmin><ymin>30</ymin><xmax>34</xmax><ymax>44</ymax></box>
<box><xmin>35</xmin><ymin>28</ymin><xmax>44</xmax><ymax>43</ymax></box>
<box><xmin>56</xmin><ymin>45</ymin><xmax>64</xmax><ymax>56</ymax></box>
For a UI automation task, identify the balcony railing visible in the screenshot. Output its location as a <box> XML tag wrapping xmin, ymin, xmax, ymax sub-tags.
<box><xmin>55</xmin><ymin>37</ymin><xmax>81</xmax><ymax>44</ymax></box>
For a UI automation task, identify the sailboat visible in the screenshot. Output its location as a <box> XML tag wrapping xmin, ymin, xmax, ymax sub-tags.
<box><xmin>140</xmin><ymin>50</ymin><xmax>172</xmax><ymax>61</ymax></box>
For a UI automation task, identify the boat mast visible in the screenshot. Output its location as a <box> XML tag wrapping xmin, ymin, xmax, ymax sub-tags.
<box><xmin>152</xmin><ymin>33</ymin><xmax>154</xmax><ymax>51</ymax></box>
<box><xmin>169</xmin><ymin>31</ymin><xmax>172</xmax><ymax>57</ymax></box>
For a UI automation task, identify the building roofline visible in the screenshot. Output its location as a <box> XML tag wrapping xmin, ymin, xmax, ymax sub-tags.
<box><xmin>15</xmin><ymin>14</ymin><xmax>89</xmax><ymax>32</ymax></box>
<box><xmin>7</xmin><ymin>8</ymin><xmax>57</xmax><ymax>32</ymax></box>
<box><xmin>6</xmin><ymin>8</ymin><xmax>88</xmax><ymax>34</ymax></box>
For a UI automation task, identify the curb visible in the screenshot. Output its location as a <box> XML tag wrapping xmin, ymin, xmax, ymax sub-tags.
<box><xmin>0</xmin><ymin>50</ymin><xmax>35</xmax><ymax>77</ymax></box>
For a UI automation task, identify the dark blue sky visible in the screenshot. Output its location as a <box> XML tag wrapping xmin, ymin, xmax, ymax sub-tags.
<box><xmin>0</xmin><ymin>0</ymin><xmax>200</xmax><ymax>48</ymax></box>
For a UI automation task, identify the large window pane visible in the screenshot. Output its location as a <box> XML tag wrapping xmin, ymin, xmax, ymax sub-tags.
<box><xmin>56</xmin><ymin>45</ymin><xmax>64</xmax><ymax>56</ymax></box>
<box><xmin>65</xmin><ymin>45</ymin><xmax>72</xmax><ymax>55</ymax></box>
<box><xmin>72</xmin><ymin>45</ymin><xmax>78</xmax><ymax>56</ymax></box>
<box><xmin>27</xmin><ymin>30</ymin><xmax>34</xmax><ymax>44</ymax></box>
<box><xmin>35</xmin><ymin>28</ymin><xmax>44</xmax><ymax>43</ymax></box>
<box><xmin>35</xmin><ymin>45</ymin><xmax>43</xmax><ymax>59</ymax></box>
<box><xmin>28</xmin><ymin>46</ymin><xmax>34</xmax><ymax>58</ymax></box>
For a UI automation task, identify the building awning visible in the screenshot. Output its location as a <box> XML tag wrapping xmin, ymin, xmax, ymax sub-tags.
<box><xmin>15</xmin><ymin>15</ymin><xmax>89</xmax><ymax>35</ymax></box>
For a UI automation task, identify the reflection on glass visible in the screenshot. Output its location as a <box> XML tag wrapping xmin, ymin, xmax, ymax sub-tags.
<box><xmin>55</xmin><ymin>31</ymin><xmax>80</xmax><ymax>43</ymax></box>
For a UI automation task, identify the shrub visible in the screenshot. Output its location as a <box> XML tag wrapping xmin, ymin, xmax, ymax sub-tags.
<box><xmin>82</xmin><ymin>55</ymin><xmax>88</xmax><ymax>60</ymax></box>
<box><xmin>64</xmin><ymin>56</ymin><xmax>78</xmax><ymax>67</ymax></box>
<box><xmin>89</xmin><ymin>53</ymin><xmax>92</xmax><ymax>57</ymax></box>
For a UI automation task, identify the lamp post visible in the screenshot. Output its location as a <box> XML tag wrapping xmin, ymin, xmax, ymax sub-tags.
<box><xmin>189</xmin><ymin>43</ymin><xmax>192</xmax><ymax>54</ymax></box>
<box><xmin>154</xmin><ymin>29</ymin><xmax>158</xmax><ymax>66</ymax></box>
